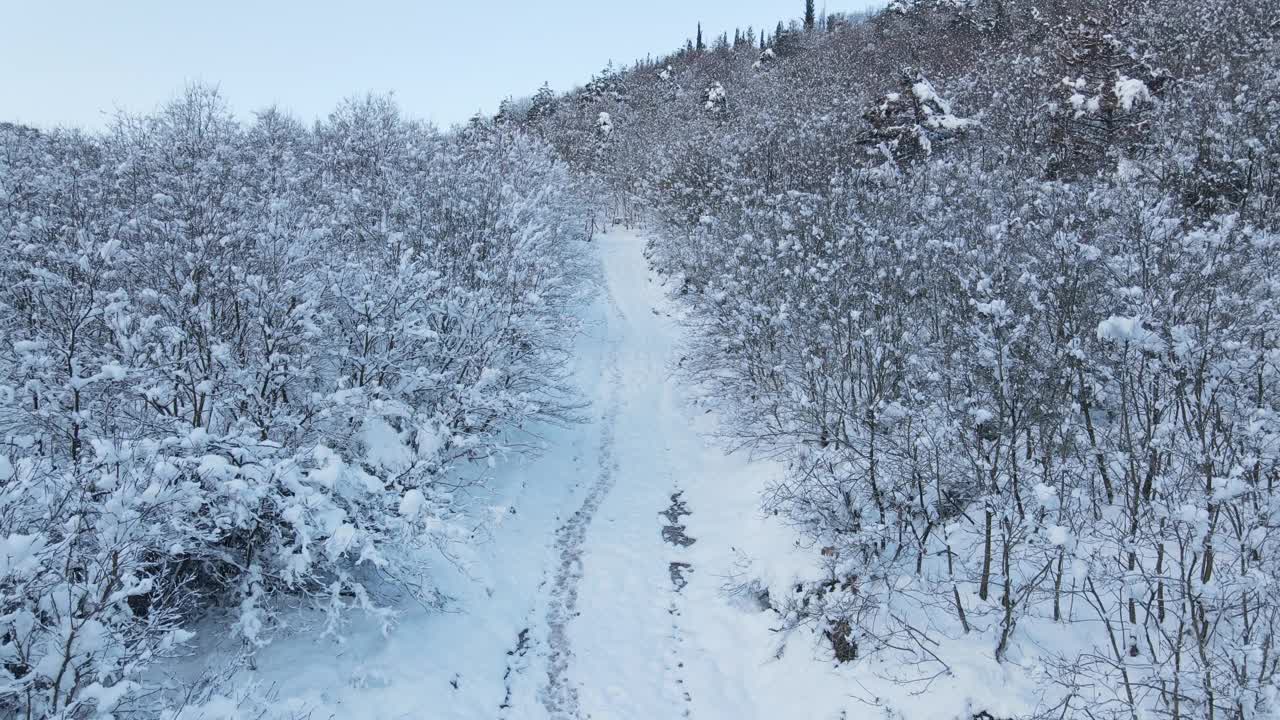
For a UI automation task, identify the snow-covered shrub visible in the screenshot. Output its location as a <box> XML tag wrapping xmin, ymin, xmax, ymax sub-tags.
<box><xmin>596</xmin><ymin>111</ymin><xmax>613</xmax><ymax>136</ymax></box>
<box><xmin>703</xmin><ymin>82</ymin><xmax>727</xmax><ymax>113</ymax></box>
<box><xmin>0</xmin><ymin>88</ymin><xmax>587</xmax><ymax>717</ymax></box>
<box><xmin>860</xmin><ymin>69</ymin><xmax>977</xmax><ymax>163</ymax></box>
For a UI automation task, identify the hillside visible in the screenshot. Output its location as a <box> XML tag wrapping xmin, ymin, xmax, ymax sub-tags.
<box><xmin>3</xmin><ymin>0</ymin><xmax>1280</xmax><ymax>718</ymax></box>
<box><xmin>507</xmin><ymin>1</ymin><xmax>1280</xmax><ymax>717</ymax></box>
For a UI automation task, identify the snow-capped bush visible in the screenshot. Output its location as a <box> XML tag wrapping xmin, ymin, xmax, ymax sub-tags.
<box><xmin>0</xmin><ymin>87</ymin><xmax>587</xmax><ymax>717</ymax></box>
<box><xmin>703</xmin><ymin>82</ymin><xmax>727</xmax><ymax>113</ymax></box>
<box><xmin>860</xmin><ymin>70</ymin><xmax>977</xmax><ymax>162</ymax></box>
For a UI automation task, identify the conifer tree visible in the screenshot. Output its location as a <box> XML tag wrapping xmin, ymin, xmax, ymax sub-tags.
<box><xmin>805</xmin><ymin>0</ymin><xmax>816</xmax><ymax>30</ymax></box>
<box><xmin>696</xmin><ymin>23</ymin><xmax>705</xmax><ymax>52</ymax></box>
<box><xmin>526</xmin><ymin>82</ymin><xmax>557</xmax><ymax>125</ymax></box>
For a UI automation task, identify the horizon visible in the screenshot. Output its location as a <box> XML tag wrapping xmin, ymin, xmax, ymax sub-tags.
<box><xmin>0</xmin><ymin>0</ymin><xmax>884</xmax><ymax>133</ymax></box>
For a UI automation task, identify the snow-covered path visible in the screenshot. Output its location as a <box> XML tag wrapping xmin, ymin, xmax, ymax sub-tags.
<box><xmin>537</xmin><ymin>227</ymin><xmax>771</xmax><ymax>720</ymax></box>
<box><xmin>560</xmin><ymin>231</ymin><xmax>847</xmax><ymax>720</ymax></box>
<box><xmin>220</xmin><ymin>229</ymin><xmax>854</xmax><ymax>720</ymax></box>
<box><xmin>512</xmin><ymin>230</ymin><xmax>849</xmax><ymax>720</ymax></box>
<box><xmin>543</xmin><ymin>229</ymin><xmax>703</xmax><ymax>720</ymax></box>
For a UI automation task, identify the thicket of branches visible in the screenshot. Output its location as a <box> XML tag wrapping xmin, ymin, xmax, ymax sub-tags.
<box><xmin>0</xmin><ymin>88</ymin><xmax>588</xmax><ymax>717</ymax></box>
<box><xmin>513</xmin><ymin>0</ymin><xmax>1280</xmax><ymax>717</ymax></box>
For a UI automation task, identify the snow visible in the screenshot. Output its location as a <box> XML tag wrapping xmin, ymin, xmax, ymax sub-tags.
<box><xmin>1046</xmin><ymin>525</ymin><xmax>1071</xmax><ymax>546</ymax></box>
<box><xmin>0</xmin><ymin>532</ymin><xmax>46</xmax><ymax>577</ymax></box>
<box><xmin>912</xmin><ymin>76</ymin><xmax>953</xmax><ymax>115</ymax></box>
<box><xmin>362</xmin><ymin>416</ymin><xmax>412</xmax><ymax>472</ymax></box>
<box><xmin>925</xmin><ymin>113</ymin><xmax>979</xmax><ymax>131</ymax></box>
<box><xmin>1097</xmin><ymin>314</ymin><xmax>1164</xmax><ymax>350</ymax></box>
<box><xmin>398</xmin><ymin>488</ymin><xmax>426</xmax><ymax>518</ymax></box>
<box><xmin>98</xmin><ymin>361</ymin><xmax>127</xmax><ymax>381</ymax></box>
<box><xmin>175</xmin><ymin>230</ymin><xmax>1050</xmax><ymax>719</ymax></box>
<box><xmin>325</xmin><ymin>523</ymin><xmax>358</xmax><ymax>559</ymax></box>
<box><xmin>1114</xmin><ymin>76</ymin><xmax>1151</xmax><ymax>110</ymax></box>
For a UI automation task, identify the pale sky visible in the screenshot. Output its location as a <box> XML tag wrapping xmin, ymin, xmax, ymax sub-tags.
<box><xmin>1</xmin><ymin>0</ymin><xmax>883</xmax><ymax>132</ymax></box>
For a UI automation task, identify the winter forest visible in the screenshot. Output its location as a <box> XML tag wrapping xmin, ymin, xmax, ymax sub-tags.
<box><xmin>2</xmin><ymin>0</ymin><xmax>1279</xmax><ymax>718</ymax></box>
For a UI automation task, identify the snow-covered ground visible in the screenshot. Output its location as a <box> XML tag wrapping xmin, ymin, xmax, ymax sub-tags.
<box><xmin>181</xmin><ymin>229</ymin><xmax>1030</xmax><ymax>720</ymax></box>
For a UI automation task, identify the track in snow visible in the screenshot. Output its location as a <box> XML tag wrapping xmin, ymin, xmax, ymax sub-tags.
<box><xmin>664</xmin><ymin>488</ymin><xmax>696</xmax><ymax>718</ymax></box>
<box><xmin>539</xmin><ymin>343</ymin><xmax>623</xmax><ymax>719</ymax></box>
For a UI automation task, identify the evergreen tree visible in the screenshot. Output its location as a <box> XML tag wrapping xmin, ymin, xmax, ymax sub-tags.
<box><xmin>774</xmin><ymin>20</ymin><xmax>799</xmax><ymax>56</ymax></box>
<box><xmin>696</xmin><ymin>22</ymin><xmax>705</xmax><ymax>52</ymax></box>
<box><xmin>494</xmin><ymin>97</ymin><xmax>515</xmax><ymax>125</ymax></box>
<box><xmin>526</xmin><ymin>82</ymin><xmax>557</xmax><ymax>126</ymax></box>
<box><xmin>805</xmin><ymin>0</ymin><xmax>816</xmax><ymax>30</ymax></box>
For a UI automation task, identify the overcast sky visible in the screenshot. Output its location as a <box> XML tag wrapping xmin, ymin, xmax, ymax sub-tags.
<box><xmin>1</xmin><ymin>0</ymin><xmax>884</xmax><ymax>132</ymax></box>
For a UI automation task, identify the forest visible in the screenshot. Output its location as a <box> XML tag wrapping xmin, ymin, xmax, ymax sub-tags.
<box><xmin>3</xmin><ymin>0</ymin><xmax>1279</xmax><ymax>718</ymax></box>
